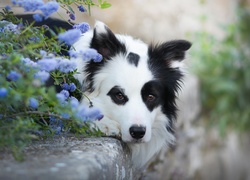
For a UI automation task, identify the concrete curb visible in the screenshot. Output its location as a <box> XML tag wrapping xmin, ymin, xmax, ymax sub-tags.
<box><xmin>0</xmin><ymin>136</ymin><xmax>137</xmax><ymax>180</ymax></box>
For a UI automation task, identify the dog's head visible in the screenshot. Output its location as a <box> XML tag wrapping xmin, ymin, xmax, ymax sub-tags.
<box><xmin>80</xmin><ymin>22</ymin><xmax>191</xmax><ymax>143</ymax></box>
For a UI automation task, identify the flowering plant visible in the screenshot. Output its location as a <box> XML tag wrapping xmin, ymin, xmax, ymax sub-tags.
<box><xmin>0</xmin><ymin>0</ymin><xmax>110</xmax><ymax>160</ymax></box>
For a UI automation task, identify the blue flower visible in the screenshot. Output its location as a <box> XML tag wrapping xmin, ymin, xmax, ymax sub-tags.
<box><xmin>21</xmin><ymin>58</ymin><xmax>38</xmax><ymax>68</ymax></box>
<box><xmin>56</xmin><ymin>90</ymin><xmax>69</xmax><ymax>104</ymax></box>
<box><xmin>61</xmin><ymin>113</ymin><xmax>70</xmax><ymax>119</ymax></box>
<box><xmin>60</xmin><ymin>90</ymin><xmax>70</xmax><ymax>99</ymax></box>
<box><xmin>7</xmin><ymin>70</ymin><xmax>21</xmax><ymax>81</ymax></box>
<box><xmin>76</xmin><ymin>105</ymin><xmax>103</xmax><ymax>122</ymax></box>
<box><xmin>0</xmin><ymin>88</ymin><xmax>8</xmax><ymax>98</ymax></box>
<box><xmin>61</xmin><ymin>83</ymin><xmax>75</xmax><ymax>92</ymax></box>
<box><xmin>40</xmin><ymin>50</ymin><xmax>47</xmax><ymax>57</ymax></box>
<box><xmin>69</xmin><ymin>83</ymin><xmax>76</xmax><ymax>92</ymax></box>
<box><xmin>80</xmin><ymin>49</ymin><xmax>103</xmax><ymax>62</ymax></box>
<box><xmin>93</xmin><ymin>53</ymin><xmax>103</xmax><ymax>62</ymax></box>
<box><xmin>61</xmin><ymin>83</ymin><xmax>70</xmax><ymax>90</ymax></box>
<box><xmin>49</xmin><ymin>116</ymin><xmax>64</xmax><ymax>135</ymax></box>
<box><xmin>58</xmin><ymin>29</ymin><xmax>81</xmax><ymax>45</ymax></box>
<box><xmin>69</xmin><ymin>13</ymin><xmax>76</xmax><ymax>20</ymax></box>
<box><xmin>29</xmin><ymin>97</ymin><xmax>39</xmax><ymax>109</ymax></box>
<box><xmin>33</xmin><ymin>14</ymin><xmax>43</xmax><ymax>22</ymax></box>
<box><xmin>11</xmin><ymin>0</ymin><xmax>18</xmax><ymax>5</ymax></box>
<box><xmin>78</xmin><ymin>5</ymin><xmax>86</xmax><ymax>12</ymax></box>
<box><xmin>15</xmin><ymin>0</ymin><xmax>44</xmax><ymax>12</ymax></box>
<box><xmin>56</xmin><ymin>59</ymin><xmax>77</xmax><ymax>73</ymax></box>
<box><xmin>69</xmin><ymin>96</ymin><xmax>79</xmax><ymax>109</ymax></box>
<box><xmin>34</xmin><ymin>71</ymin><xmax>50</xmax><ymax>82</ymax></box>
<box><xmin>56</xmin><ymin>93</ymin><xmax>66</xmax><ymax>104</ymax></box>
<box><xmin>68</xmin><ymin>50</ymin><xmax>78</xmax><ymax>58</ymax></box>
<box><xmin>73</xmin><ymin>22</ymin><xmax>90</xmax><ymax>33</ymax></box>
<box><xmin>39</xmin><ymin>1</ymin><xmax>59</xmax><ymax>19</ymax></box>
<box><xmin>5</xmin><ymin>5</ymin><xmax>11</xmax><ymax>11</ymax></box>
<box><xmin>0</xmin><ymin>21</ymin><xmax>20</xmax><ymax>34</ymax></box>
<box><xmin>37</xmin><ymin>59</ymin><xmax>58</xmax><ymax>72</ymax></box>
<box><xmin>21</xmin><ymin>58</ymin><xmax>38</xmax><ymax>72</ymax></box>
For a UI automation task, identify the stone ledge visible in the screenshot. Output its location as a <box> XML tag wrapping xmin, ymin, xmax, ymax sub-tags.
<box><xmin>0</xmin><ymin>136</ymin><xmax>136</xmax><ymax>180</ymax></box>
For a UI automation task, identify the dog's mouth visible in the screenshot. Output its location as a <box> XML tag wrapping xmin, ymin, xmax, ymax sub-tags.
<box><xmin>124</xmin><ymin>139</ymin><xmax>145</xmax><ymax>144</ymax></box>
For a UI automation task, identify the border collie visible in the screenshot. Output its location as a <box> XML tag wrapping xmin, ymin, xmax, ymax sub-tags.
<box><xmin>72</xmin><ymin>21</ymin><xmax>191</xmax><ymax>168</ymax></box>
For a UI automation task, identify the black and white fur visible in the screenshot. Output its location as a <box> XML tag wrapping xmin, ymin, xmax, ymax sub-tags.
<box><xmin>72</xmin><ymin>21</ymin><xmax>191</xmax><ymax>168</ymax></box>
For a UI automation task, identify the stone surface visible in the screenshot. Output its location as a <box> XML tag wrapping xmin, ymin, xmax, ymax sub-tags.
<box><xmin>0</xmin><ymin>136</ymin><xmax>136</xmax><ymax>180</ymax></box>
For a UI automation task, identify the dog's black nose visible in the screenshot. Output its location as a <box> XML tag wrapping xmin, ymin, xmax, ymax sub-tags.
<box><xmin>129</xmin><ymin>125</ymin><xmax>146</xmax><ymax>139</ymax></box>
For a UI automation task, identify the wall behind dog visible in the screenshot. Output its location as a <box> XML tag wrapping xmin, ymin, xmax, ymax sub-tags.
<box><xmin>1</xmin><ymin>0</ymin><xmax>237</xmax><ymax>42</ymax></box>
<box><xmin>81</xmin><ymin>0</ymin><xmax>237</xmax><ymax>42</ymax></box>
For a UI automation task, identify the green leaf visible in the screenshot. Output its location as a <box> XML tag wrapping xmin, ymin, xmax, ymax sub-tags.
<box><xmin>100</xmin><ymin>1</ymin><xmax>112</xmax><ymax>9</ymax></box>
<box><xmin>67</xmin><ymin>4</ymin><xmax>75</xmax><ymax>14</ymax></box>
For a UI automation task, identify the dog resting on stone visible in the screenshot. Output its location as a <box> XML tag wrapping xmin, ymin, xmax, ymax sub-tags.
<box><xmin>71</xmin><ymin>21</ymin><xmax>191</xmax><ymax>168</ymax></box>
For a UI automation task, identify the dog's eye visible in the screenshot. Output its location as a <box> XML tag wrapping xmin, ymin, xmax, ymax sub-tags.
<box><xmin>115</xmin><ymin>92</ymin><xmax>125</xmax><ymax>100</ymax></box>
<box><xmin>146</xmin><ymin>94</ymin><xmax>156</xmax><ymax>102</ymax></box>
<box><xmin>107</xmin><ymin>86</ymin><xmax>128</xmax><ymax>105</ymax></box>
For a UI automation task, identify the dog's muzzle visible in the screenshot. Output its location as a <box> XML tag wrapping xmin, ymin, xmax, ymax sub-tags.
<box><xmin>129</xmin><ymin>124</ymin><xmax>146</xmax><ymax>140</ymax></box>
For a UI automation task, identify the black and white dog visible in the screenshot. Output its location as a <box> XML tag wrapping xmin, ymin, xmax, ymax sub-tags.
<box><xmin>16</xmin><ymin>14</ymin><xmax>190</xmax><ymax>168</ymax></box>
<box><xmin>72</xmin><ymin>21</ymin><xmax>191</xmax><ymax>168</ymax></box>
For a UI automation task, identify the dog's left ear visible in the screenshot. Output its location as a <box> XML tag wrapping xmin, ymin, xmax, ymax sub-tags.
<box><xmin>90</xmin><ymin>21</ymin><xmax>126</xmax><ymax>59</ymax></box>
<box><xmin>148</xmin><ymin>40</ymin><xmax>191</xmax><ymax>68</ymax></box>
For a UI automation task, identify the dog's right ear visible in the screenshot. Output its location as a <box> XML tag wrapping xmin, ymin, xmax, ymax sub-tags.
<box><xmin>90</xmin><ymin>21</ymin><xmax>126</xmax><ymax>59</ymax></box>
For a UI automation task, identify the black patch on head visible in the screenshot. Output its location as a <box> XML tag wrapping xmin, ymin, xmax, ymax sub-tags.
<box><xmin>127</xmin><ymin>52</ymin><xmax>140</xmax><ymax>67</ymax></box>
<box><xmin>84</xmin><ymin>24</ymin><xmax>127</xmax><ymax>92</ymax></box>
<box><xmin>147</xmin><ymin>40</ymin><xmax>191</xmax><ymax>133</ymax></box>
<box><xmin>91</xmin><ymin>26</ymin><xmax>126</xmax><ymax>59</ymax></box>
<box><xmin>107</xmin><ymin>86</ymin><xmax>128</xmax><ymax>105</ymax></box>
<box><xmin>141</xmin><ymin>81</ymin><xmax>162</xmax><ymax>112</ymax></box>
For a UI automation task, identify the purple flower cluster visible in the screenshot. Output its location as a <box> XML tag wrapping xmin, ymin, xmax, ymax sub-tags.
<box><xmin>49</xmin><ymin>116</ymin><xmax>64</xmax><ymax>135</ymax></box>
<box><xmin>55</xmin><ymin>90</ymin><xmax>103</xmax><ymax>123</ymax></box>
<box><xmin>29</xmin><ymin>97</ymin><xmax>39</xmax><ymax>109</ymax></box>
<box><xmin>56</xmin><ymin>90</ymin><xmax>70</xmax><ymax>104</ymax></box>
<box><xmin>78</xmin><ymin>5</ymin><xmax>86</xmax><ymax>12</ymax></box>
<box><xmin>11</xmin><ymin>0</ymin><xmax>44</xmax><ymax>12</ymax></box>
<box><xmin>61</xmin><ymin>83</ymin><xmax>76</xmax><ymax>92</ymax></box>
<box><xmin>80</xmin><ymin>49</ymin><xmax>103</xmax><ymax>62</ymax></box>
<box><xmin>5</xmin><ymin>5</ymin><xmax>11</xmax><ymax>11</ymax></box>
<box><xmin>0</xmin><ymin>88</ymin><xmax>8</xmax><ymax>98</ymax></box>
<box><xmin>34</xmin><ymin>71</ymin><xmax>50</xmax><ymax>82</ymax></box>
<box><xmin>11</xmin><ymin>0</ymin><xmax>59</xmax><ymax>21</ymax></box>
<box><xmin>0</xmin><ymin>20</ymin><xmax>20</xmax><ymax>34</ymax></box>
<box><xmin>73</xmin><ymin>22</ymin><xmax>90</xmax><ymax>33</ymax></box>
<box><xmin>37</xmin><ymin>59</ymin><xmax>58</xmax><ymax>72</ymax></box>
<box><xmin>69</xmin><ymin>13</ymin><xmax>75</xmax><ymax>21</ymax></box>
<box><xmin>36</xmin><ymin>55</ymin><xmax>77</xmax><ymax>74</ymax></box>
<box><xmin>21</xmin><ymin>57</ymin><xmax>38</xmax><ymax>68</ymax></box>
<box><xmin>21</xmin><ymin>54</ymin><xmax>77</xmax><ymax>83</ymax></box>
<box><xmin>76</xmin><ymin>105</ymin><xmax>103</xmax><ymax>122</ymax></box>
<box><xmin>57</xmin><ymin>58</ymin><xmax>77</xmax><ymax>73</ymax></box>
<box><xmin>69</xmin><ymin>97</ymin><xmax>79</xmax><ymax>108</ymax></box>
<box><xmin>33</xmin><ymin>14</ymin><xmax>43</xmax><ymax>22</ymax></box>
<box><xmin>67</xmin><ymin>4</ymin><xmax>88</xmax><ymax>21</ymax></box>
<box><xmin>68</xmin><ymin>49</ymin><xmax>103</xmax><ymax>62</ymax></box>
<box><xmin>39</xmin><ymin>1</ymin><xmax>59</xmax><ymax>19</ymax></box>
<box><xmin>7</xmin><ymin>71</ymin><xmax>21</xmax><ymax>81</ymax></box>
<box><xmin>58</xmin><ymin>29</ymin><xmax>81</xmax><ymax>45</ymax></box>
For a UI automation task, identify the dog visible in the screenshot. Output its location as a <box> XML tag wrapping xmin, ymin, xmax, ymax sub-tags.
<box><xmin>71</xmin><ymin>21</ymin><xmax>191</xmax><ymax>168</ymax></box>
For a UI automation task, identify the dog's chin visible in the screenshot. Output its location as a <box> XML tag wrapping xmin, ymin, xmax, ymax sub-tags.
<box><xmin>122</xmin><ymin>138</ymin><xmax>148</xmax><ymax>144</ymax></box>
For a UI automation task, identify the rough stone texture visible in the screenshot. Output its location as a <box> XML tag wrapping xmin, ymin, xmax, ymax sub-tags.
<box><xmin>0</xmin><ymin>137</ymin><xmax>136</xmax><ymax>180</ymax></box>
